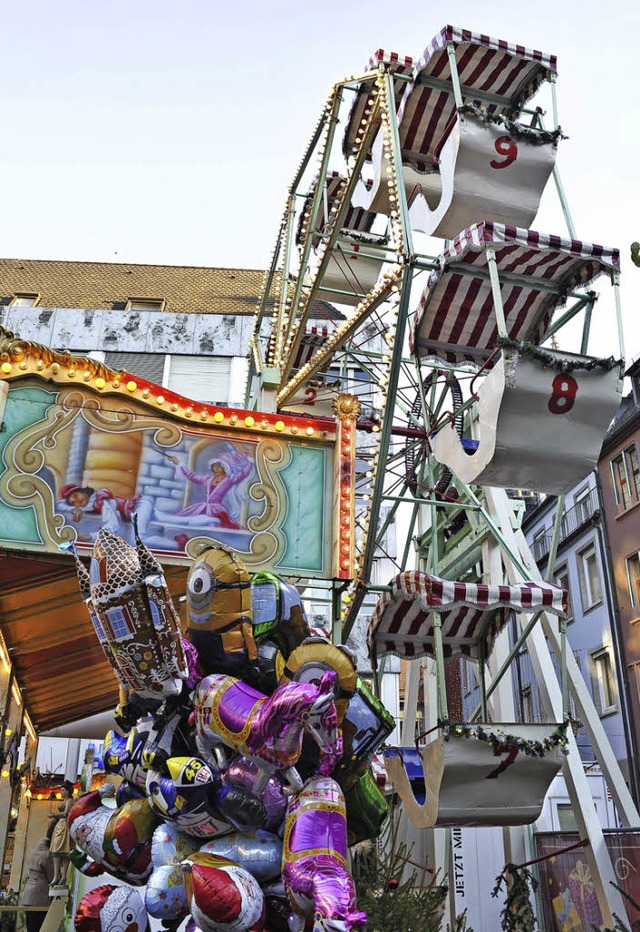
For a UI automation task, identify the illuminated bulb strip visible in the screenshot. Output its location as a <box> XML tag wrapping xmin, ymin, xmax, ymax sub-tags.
<box><xmin>271</xmin><ymin>83</ymin><xmax>343</xmax><ymax>370</ymax></box>
<box><xmin>277</xmin><ymin>266</ymin><xmax>402</xmax><ymax>407</ymax></box>
<box><xmin>280</xmin><ymin>93</ymin><xmax>383</xmax><ymax>383</ymax></box>
<box><xmin>276</xmin><ymin>87</ymin><xmax>345</xmax><ymax>369</ymax></box>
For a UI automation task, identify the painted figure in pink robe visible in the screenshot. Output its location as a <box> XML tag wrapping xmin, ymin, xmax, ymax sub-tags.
<box><xmin>166</xmin><ymin>444</ymin><xmax>254</xmax><ymax>530</ymax></box>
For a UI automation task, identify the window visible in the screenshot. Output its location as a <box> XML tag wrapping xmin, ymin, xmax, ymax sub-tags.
<box><xmin>573</xmin><ymin>485</ymin><xmax>592</xmax><ymax>525</ymax></box>
<box><xmin>556</xmin><ymin>803</ymin><xmax>579</xmax><ymax>832</ymax></box>
<box><xmin>105</xmin><ymin>606</ymin><xmax>134</xmax><ymax>641</ymax></box>
<box><xmin>611</xmin><ymin>444</ymin><xmax>640</xmax><ymax>510</ymax></box>
<box><xmin>520</xmin><ymin>685</ymin><xmax>535</xmax><ymax>722</ymax></box>
<box><xmin>532</xmin><ymin>527</ymin><xmax>549</xmax><ymax>562</ymax></box>
<box><xmin>555</xmin><ymin>565</ymin><xmax>572</xmax><ymax>621</ymax></box>
<box><xmin>165</xmin><ymin>355</ymin><xmax>231</xmax><ymax>404</ymax></box>
<box><xmin>10</xmin><ymin>293</ymin><xmax>40</xmax><ymax>307</ymax></box>
<box><xmin>577</xmin><ymin>544</ymin><xmax>602</xmax><ymax>610</ymax></box>
<box><xmin>125</xmin><ymin>297</ymin><xmax>165</xmax><ymax>312</ymax></box>
<box><xmin>105</xmin><ymin>351</ymin><xmax>165</xmax><ymax>385</ymax></box>
<box><xmin>626</xmin><ymin>551</ymin><xmax>640</xmax><ymax>610</ymax></box>
<box><xmin>630</xmin><ymin>446</ymin><xmax>640</xmax><ymax>500</ymax></box>
<box><xmin>590</xmin><ymin>647</ymin><xmax>616</xmax><ymax>714</ymax></box>
<box><xmin>461</xmin><ymin>658</ymin><xmax>477</xmax><ymax>697</ymax></box>
<box><xmin>631</xmin><ymin>662</ymin><xmax>640</xmax><ymax>708</ymax></box>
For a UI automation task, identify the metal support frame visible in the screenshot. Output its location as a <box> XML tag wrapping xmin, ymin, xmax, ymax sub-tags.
<box><xmin>341</xmin><ymin>260</ymin><xmax>415</xmax><ymax>641</ymax></box>
<box><xmin>485</xmin><ymin>245</ymin><xmax>508</xmax><ymax>338</ymax></box>
<box><xmin>248</xmin><ymin>46</ymin><xmax>634</xmax><ymax>923</ymax></box>
<box><xmin>483</xmin><ymin>486</ymin><xmax>634</xmax><ymax>927</ymax></box>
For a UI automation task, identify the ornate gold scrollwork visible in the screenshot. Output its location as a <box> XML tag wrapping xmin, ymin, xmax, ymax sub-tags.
<box><xmin>332</xmin><ymin>393</ymin><xmax>362</xmax><ymax>421</ymax></box>
<box><xmin>1</xmin><ymin>387</ymin><xmax>183</xmax><ymax>549</ymax></box>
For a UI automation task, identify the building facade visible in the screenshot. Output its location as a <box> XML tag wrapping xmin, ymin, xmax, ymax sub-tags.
<box><xmin>597</xmin><ymin>359</ymin><xmax>640</xmax><ymax>777</ymax></box>
<box><xmin>521</xmin><ymin>476</ymin><xmax>633</xmax><ymax>782</ymax></box>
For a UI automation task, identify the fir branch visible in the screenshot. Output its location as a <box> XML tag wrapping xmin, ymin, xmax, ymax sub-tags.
<box><xmin>437</xmin><ymin>720</ymin><xmax>569</xmax><ymax>757</ymax></box>
<box><xmin>496</xmin><ymin>337</ymin><xmax>619</xmax><ymax>372</ymax></box>
<box><xmin>492</xmin><ymin>864</ymin><xmax>538</xmax><ymax>932</ymax></box>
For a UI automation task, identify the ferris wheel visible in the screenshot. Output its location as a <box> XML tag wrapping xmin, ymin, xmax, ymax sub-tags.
<box><xmin>245</xmin><ymin>24</ymin><xmax>636</xmax><ymax>926</ymax></box>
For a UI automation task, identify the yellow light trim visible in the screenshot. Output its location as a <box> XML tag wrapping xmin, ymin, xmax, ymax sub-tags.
<box><xmin>24</xmin><ymin>714</ymin><xmax>36</xmax><ymax>744</ymax></box>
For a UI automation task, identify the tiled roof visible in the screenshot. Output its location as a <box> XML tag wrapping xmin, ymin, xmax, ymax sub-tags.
<box><xmin>0</xmin><ymin>258</ymin><xmax>342</xmax><ymax>320</ymax></box>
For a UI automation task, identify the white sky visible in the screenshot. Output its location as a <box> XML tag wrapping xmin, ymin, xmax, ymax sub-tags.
<box><xmin>2</xmin><ymin>0</ymin><xmax>639</xmax><ymax>358</ymax></box>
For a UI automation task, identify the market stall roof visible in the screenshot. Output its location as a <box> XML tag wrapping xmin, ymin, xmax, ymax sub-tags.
<box><xmin>367</xmin><ymin>570</ymin><xmax>567</xmax><ymax>661</ymax></box>
<box><xmin>410</xmin><ymin>222</ymin><xmax>619</xmax><ymax>363</ymax></box>
<box><xmin>0</xmin><ymin>549</ymin><xmax>187</xmax><ymax>732</ymax></box>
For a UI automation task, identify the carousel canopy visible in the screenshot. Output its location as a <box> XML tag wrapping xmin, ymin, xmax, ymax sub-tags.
<box><xmin>0</xmin><ymin>550</ymin><xmax>188</xmax><ymax>731</ymax></box>
<box><xmin>410</xmin><ymin>222</ymin><xmax>620</xmax><ymax>362</ymax></box>
<box><xmin>367</xmin><ymin>570</ymin><xmax>567</xmax><ymax>661</ymax></box>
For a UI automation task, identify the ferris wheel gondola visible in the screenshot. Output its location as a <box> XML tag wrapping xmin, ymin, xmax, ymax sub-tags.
<box><xmin>368</xmin><ymin>570</ymin><xmax>569</xmax><ymax>827</ymax></box>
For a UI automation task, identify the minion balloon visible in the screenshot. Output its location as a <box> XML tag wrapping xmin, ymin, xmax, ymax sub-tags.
<box><xmin>185</xmin><ymin>544</ymin><xmax>256</xmax><ymax>677</ymax></box>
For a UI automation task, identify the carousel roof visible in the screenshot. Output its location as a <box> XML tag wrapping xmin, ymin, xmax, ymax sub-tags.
<box><xmin>367</xmin><ymin>570</ymin><xmax>567</xmax><ymax>661</ymax></box>
<box><xmin>0</xmin><ymin>550</ymin><xmax>188</xmax><ymax>731</ymax></box>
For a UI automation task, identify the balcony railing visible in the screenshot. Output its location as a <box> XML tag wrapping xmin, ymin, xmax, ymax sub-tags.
<box><xmin>530</xmin><ymin>488</ymin><xmax>600</xmax><ymax>563</ymax></box>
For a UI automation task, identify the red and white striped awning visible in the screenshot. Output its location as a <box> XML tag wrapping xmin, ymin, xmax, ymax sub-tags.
<box><xmin>296</xmin><ymin>172</ymin><xmax>376</xmax><ymax>248</ymax></box>
<box><xmin>410</xmin><ymin>222</ymin><xmax>619</xmax><ymax>363</ymax></box>
<box><xmin>396</xmin><ymin>25</ymin><xmax>557</xmax><ymax>171</ymax></box>
<box><xmin>368</xmin><ymin>570</ymin><xmax>567</xmax><ymax>661</ymax></box>
<box><xmin>342</xmin><ymin>49</ymin><xmax>414</xmax><ymax>159</ymax></box>
<box><xmin>291</xmin><ymin>324</ymin><xmax>332</xmax><ymax>373</ymax></box>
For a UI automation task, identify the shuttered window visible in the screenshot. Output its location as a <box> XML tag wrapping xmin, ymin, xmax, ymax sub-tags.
<box><xmin>590</xmin><ymin>647</ymin><xmax>616</xmax><ymax>714</ymax></box>
<box><xmin>105</xmin><ymin>352</ymin><xmax>165</xmax><ymax>385</ymax></box>
<box><xmin>165</xmin><ymin>355</ymin><xmax>231</xmax><ymax>404</ymax></box>
<box><xmin>577</xmin><ymin>544</ymin><xmax>602</xmax><ymax>611</ymax></box>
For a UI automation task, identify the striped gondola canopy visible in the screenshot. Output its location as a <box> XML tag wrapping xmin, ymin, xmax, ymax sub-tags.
<box><xmin>396</xmin><ymin>25</ymin><xmax>557</xmax><ymax>172</ymax></box>
<box><xmin>410</xmin><ymin>222</ymin><xmax>619</xmax><ymax>363</ymax></box>
<box><xmin>367</xmin><ymin>570</ymin><xmax>567</xmax><ymax>661</ymax></box>
<box><xmin>342</xmin><ymin>49</ymin><xmax>415</xmax><ymax>160</ymax></box>
<box><xmin>296</xmin><ymin>171</ymin><xmax>377</xmax><ymax>249</ymax></box>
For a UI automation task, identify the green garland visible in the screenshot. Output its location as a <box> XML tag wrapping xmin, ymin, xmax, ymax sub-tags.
<box><xmin>492</xmin><ymin>864</ymin><xmax>539</xmax><ymax>932</ymax></box>
<box><xmin>437</xmin><ymin>720</ymin><xmax>569</xmax><ymax>758</ymax></box>
<box><xmin>459</xmin><ymin>102</ymin><xmax>565</xmax><ymax>147</ymax></box>
<box><xmin>496</xmin><ymin>336</ymin><xmax>620</xmax><ymax>372</ymax></box>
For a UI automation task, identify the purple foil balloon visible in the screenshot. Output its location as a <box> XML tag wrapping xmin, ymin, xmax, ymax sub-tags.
<box><xmin>182</xmin><ymin>637</ymin><xmax>203</xmax><ymax>689</ymax></box>
<box><xmin>194</xmin><ymin>669</ymin><xmax>339</xmax><ymax>771</ymax></box>
<box><xmin>282</xmin><ymin>776</ymin><xmax>366</xmax><ymax>932</ymax></box>
<box><xmin>225</xmin><ymin>756</ymin><xmax>287</xmax><ymax>831</ymax></box>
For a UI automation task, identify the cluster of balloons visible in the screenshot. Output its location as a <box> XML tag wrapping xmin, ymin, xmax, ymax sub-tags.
<box><xmin>66</xmin><ymin>524</ymin><xmax>393</xmax><ymax>932</ymax></box>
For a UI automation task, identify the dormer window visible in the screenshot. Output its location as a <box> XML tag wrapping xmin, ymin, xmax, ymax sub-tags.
<box><xmin>125</xmin><ymin>297</ymin><xmax>165</xmax><ymax>312</ymax></box>
<box><xmin>10</xmin><ymin>293</ymin><xmax>40</xmax><ymax>307</ymax></box>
